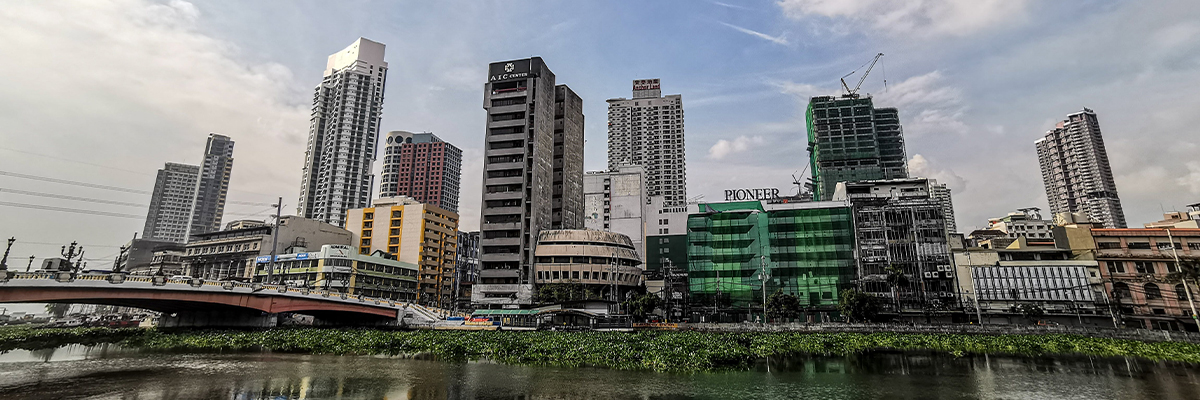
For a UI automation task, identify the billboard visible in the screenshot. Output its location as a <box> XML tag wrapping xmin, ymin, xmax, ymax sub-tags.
<box><xmin>488</xmin><ymin>59</ymin><xmax>534</xmax><ymax>82</ymax></box>
<box><xmin>633</xmin><ymin>79</ymin><xmax>660</xmax><ymax>91</ymax></box>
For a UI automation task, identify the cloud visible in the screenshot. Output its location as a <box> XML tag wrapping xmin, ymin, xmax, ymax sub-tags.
<box><xmin>776</xmin><ymin>0</ymin><xmax>1031</xmax><ymax>37</ymax></box>
<box><xmin>908</xmin><ymin>154</ymin><xmax>966</xmax><ymax>192</ymax></box>
<box><xmin>711</xmin><ymin>1</ymin><xmax>755</xmax><ymax>11</ymax></box>
<box><xmin>719</xmin><ymin>22</ymin><xmax>789</xmax><ymax>45</ymax></box>
<box><xmin>875</xmin><ymin>71</ymin><xmax>968</xmax><ymax>137</ymax></box>
<box><xmin>1177</xmin><ymin>162</ymin><xmax>1200</xmax><ymax>195</ymax></box>
<box><xmin>709</xmin><ymin>135</ymin><xmax>766</xmax><ymax>160</ymax></box>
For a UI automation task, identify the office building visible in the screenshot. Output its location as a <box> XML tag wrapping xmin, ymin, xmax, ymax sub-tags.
<box><xmin>346</xmin><ymin>197</ymin><xmax>458</xmax><ymax>308</ymax></box>
<box><xmin>476</xmin><ymin>57</ymin><xmax>583</xmax><ymax>306</ymax></box>
<box><xmin>928</xmin><ymin>180</ymin><xmax>956</xmax><ymax>233</ymax></box>
<box><xmin>379</xmin><ymin>131</ymin><xmax>463</xmax><ymax>212</ymax></box>
<box><xmin>1035</xmin><ymin>108</ymin><xmax>1127</xmax><ymax>228</ymax></box>
<box><xmin>833</xmin><ymin>178</ymin><xmax>958</xmax><ymax>313</ymax></box>
<box><xmin>115</xmin><ymin>238</ymin><xmax>184</xmax><ymax>275</ymax></box>
<box><xmin>299</xmin><ymin>38</ymin><xmax>388</xmax><ymax>227</ymax></box>
<box><xmin>252</xmin><ymin>244</ymin><xmax>418</xmax><ymax>301</ymax></box>
<box><xmin>583</xmin><ymin>165</ymin><xmax>650</xmax><ymax>259</ymax></box>
<box><xmin>687</xmin><ymin>200</ymin><xmax>856</xmax><ymax>322</ymax></box>
<box><xmin>646</xmin><ymin>196</ymin><xmax>688</xmax><ymax>273</ymax></box>
<box><xmin>188</xmin><ymin>134</ymin><xmax>235</xmax><ymax>236</ymax></box>
<box><xmin>554</xmin><ymin>85</ymin><xmax>585</xmax><ymax>229</ymax></box>
<box><xmin>182</xmin><ymin>216</ymin><xmax>352</xmax><ymax>280</ymax></box>
<box><xmin>606</xmin><ymin>79</ymin><xmax>687</xmax><ymax>207</ymax></box>
<box><xmin>806</xmin><ymin>96</ymin><xmax>908</xmax><ymax>201</ymax></box>
<box><xmin>953</xmin><ymin>242</ymin><xmax>1105</xmax><ymax>326</ymax></box>
<box><xmin>143</xmin><ymin>163</ymin><xmax>200</xmax><ymax>243</ymax></box>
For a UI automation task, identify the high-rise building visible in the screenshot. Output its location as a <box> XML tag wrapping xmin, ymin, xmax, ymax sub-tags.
<box><xmin>1035</xmin><ymin>108</ymin><xmax>1127</xmax><ymax>228</ymax></box>
<box><xmin>806</xmin><ymin>96</ymin><xmax>908</xmax><ymax>201</ymax></box>
<box><xmin>606</xmin><ymin>79</ymin><xmax>687</xmax><ymax>207</ymax></box>
<box><xmin>553</xmin><ymin>85</ymin><xmax>585</xmax><ymax>229</ymax></box>
<box><xmin>583</xmin><ymin>165</ymin><xmax>650</xmax><ymax>259</ymax></box>
<box><xmin>143</xmin><ymin>163</ymin><xmax>200</xmax><ymax>243</ymax></box>
<box><xmin>928</xmin><ymin>179</ymin><xmax>956</xmax><ymax>233</ymax></box>
<box><xmin>345</xmin><ymin>197</ymin><xmax>459</xmax><ymax>308</ymax></box>
<box><xmin>476</xmin><ymin>57</ymin><xmax>584</xmax><ymax>306</ymax></box>
<box><xmin>187</xmin><ymin>133</ymin><xmax>234</xmax><ymax>237</ymax></box>
<box><xmin>379</xmin><ymin>131</ymin><xmax>463</xmax><ymax>212</ymax></box>
<box><xmin>299</xmin><ymin>38</ymin><xmax>388</xmax><ymax>227</ymax></box>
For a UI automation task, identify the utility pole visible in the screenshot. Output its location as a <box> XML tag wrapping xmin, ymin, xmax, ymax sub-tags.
<box><xmin>266</xmin><ymin>197</ymin><xmax>282</xmax><ymax>285</ymax></box>
<box><xmin>0</xmin><ymin>237</ymin><xmax>14</xmax><ymax>271</ymax></box>
<box><xmin>26</xmin><ymin>255</ymin><xmax>35</xmax><ymax>272</ymax></box>
<box><xmin>759</xmin><ymin>255</ymin><xmax>770</xmax><ymax>323</ymax></box>
<box><xmin>964</xmin><ymin>250</ymin><xmax>984</xmax><ymax>325</ymax></box>
<box><xmin>1166</xmin><ymin>229</ymin><xmax>1199</xmax><ymax>328</ymax></box>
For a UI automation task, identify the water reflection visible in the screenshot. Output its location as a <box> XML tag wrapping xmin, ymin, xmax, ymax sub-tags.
<box><xmin>0</xmin><ymin>346</ymin><xmax>1197</xmax><ymax>400</ymax></box>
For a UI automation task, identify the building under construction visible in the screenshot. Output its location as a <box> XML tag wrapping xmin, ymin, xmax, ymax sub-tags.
<box><xmin>833</xmin><ymin>178</ymin><xmax>959</xmax><ymax>314</ymax></box>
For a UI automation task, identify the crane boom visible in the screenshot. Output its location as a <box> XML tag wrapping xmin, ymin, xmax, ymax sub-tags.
<box><xmin>840</xmin><ymin>53</ymin><xmax>884</xmax><ymax>98</ymax></box>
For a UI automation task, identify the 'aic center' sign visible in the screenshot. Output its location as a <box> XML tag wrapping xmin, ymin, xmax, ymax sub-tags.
<box><xmin>725</xmin><ymin>188</ymin><xmax>780</xmax><ymax>201</ymax></box>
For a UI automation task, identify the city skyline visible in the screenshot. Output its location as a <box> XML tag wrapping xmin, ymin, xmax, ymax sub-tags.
<box><xmin>3</xmin><ymin>0</ymin><xmax>1200</xmax><ymax>267</ymax></box>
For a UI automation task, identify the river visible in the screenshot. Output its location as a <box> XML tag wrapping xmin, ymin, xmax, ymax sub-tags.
<box><xmin>1</xmin><ymin>345</ymin><xmax>1198</xmax><ymax>399</ymax></box>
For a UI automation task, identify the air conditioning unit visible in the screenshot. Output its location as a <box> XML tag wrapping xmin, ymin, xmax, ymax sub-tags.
<box><xmin>942</xmin><ymin>272</ymin><xmax>954</xmax><ymax>279</ymax></box>
<box><xmin>923</xmin><ymin>272</ymin><xmax>934</xmax><ymax>278</ymax></box>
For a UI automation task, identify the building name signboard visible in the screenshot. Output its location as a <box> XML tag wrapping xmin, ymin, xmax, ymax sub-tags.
<box><xmin>725</xmin><ymin>188</ymin><xmax>781</xmax><ymax>201</ymax></box>
<box><xmin>633</xmin><ymin>79</ymin><xmax>660</xmax><ymax>91</ymax></box>
<box><xmin>489</xmin><ymin>59</ymin><xmax>533</xmax><ymax>82</ymax></box>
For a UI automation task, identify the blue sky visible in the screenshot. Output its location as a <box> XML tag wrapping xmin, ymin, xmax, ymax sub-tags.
<box><xmin>3</xmin><ymin>0</ymin><xmax>1200</xmax><ymax>274</ymax></box>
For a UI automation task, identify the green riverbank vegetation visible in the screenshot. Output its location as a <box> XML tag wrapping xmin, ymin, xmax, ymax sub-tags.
<box><xmin>2</xmin><ymin>327</ymin><xmax>1198</xmax><ymax>372</ymax></box>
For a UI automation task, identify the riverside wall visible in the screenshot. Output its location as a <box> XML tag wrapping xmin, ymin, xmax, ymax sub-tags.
<box><xmin>677</xmin><ymin>322</ymin><xmax>1200</xmax><ymax>343</ymax></box>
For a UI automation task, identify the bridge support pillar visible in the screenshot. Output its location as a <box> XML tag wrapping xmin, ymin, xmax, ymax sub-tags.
<box><xmin>159</xmin><ymin>310</ymin><xmax>279</xmax><ymax>328</ymax></box>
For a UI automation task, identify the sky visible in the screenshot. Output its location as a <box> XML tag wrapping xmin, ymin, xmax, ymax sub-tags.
<box><xmin>3</xmin><ymin>0</ymin><xmax>1200</xmax><ymax>277</ymax></box>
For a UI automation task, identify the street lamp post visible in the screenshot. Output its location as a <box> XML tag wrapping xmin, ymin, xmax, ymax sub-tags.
<box><xmin>266</xmin><ymin>197</ymin><xmax>282</xmax><ymax>285</ymax></box>
<box><xmin>758</xmin><ymin>255</ymin><xmax>770</xmax><ymax>323</ymax></box>
<box><xmin>27</xmin><ymin>255</ymin><xmax>35</xmax><ymax>272</ymax></box>
<box><xmin>0</xmin><ymin>237</ymin><xmax>15</xmax><ymax>271</ymax></box>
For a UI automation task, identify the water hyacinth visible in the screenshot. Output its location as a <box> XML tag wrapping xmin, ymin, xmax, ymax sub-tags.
<box><xmin>2</xmin><ymin>327</ymin><xmax>1198</xmax><ymax>373</ymax></box>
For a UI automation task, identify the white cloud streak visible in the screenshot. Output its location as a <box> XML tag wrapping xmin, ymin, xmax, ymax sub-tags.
<box><xmin>709</xmin><ymin>135</ymin><xmax>766</xmax><ymax>160</ymax></box>
<box><xmin>776</xmin><ymin>0</ymin><xmax>1031</xmax><ymax>37</ymax></box>
<box><xmin>719</xmin><ymin>22</ymin><xmax>789</xmax><ymax>45</ymax></box>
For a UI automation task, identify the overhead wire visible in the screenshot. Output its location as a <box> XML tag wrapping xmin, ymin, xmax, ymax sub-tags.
<box><xmin>0</xmin><ymin>188</ymin><xmax>145</xmax><ymax>207</ymax></box>
<box><xmin>0</xmin><ymin>201</ymin><xmax>143</xmax><ymax>219</ymax></box>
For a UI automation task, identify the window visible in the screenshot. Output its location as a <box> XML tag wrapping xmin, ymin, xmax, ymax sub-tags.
<box><xmin>1113</xmin><ymin>282</ymin><xmax>1130</xmax><ymax>298</ymax></box>
<box><xmin>1127</xmin><ymin>242</ymin><xmax>1151</xmax><ymax>250</ymax></box>
<box><xmin>362</xmin><ymin>230</ymin><xmax>371</xmax><ymax>238</ymax></box>
<box><xmin>1177</xmin><ymin>284</ymin><xmax>1191</xmax><ymax>300</ymax></box>
<box><xmin>360</xmin><ymin>239</ymin><xmax>371</xmax><ymax>246</ymax></box>
<box><xmin>1107</xmin><ymin>262</ymin><xmax>1125</xmax><ymax>274</ymax></box>
<box><xmin>1145</xmin><ymin>283</ymin><xmax>1162</xmax><ymax>299</ymax></box>
<box><xmin>364</xmin><ymin>212</ymin><xmax>373</xmax><ymax>220</ymax></box>
<box><xmin>1134</xmin><ymin>261</ymin><xmax>1154</xmax><ymax>274</ymax></box>
<box><xmin>1097</xmin><ymin>242</ymin><xmax>1122</xmax><ymax>249</ymax></box>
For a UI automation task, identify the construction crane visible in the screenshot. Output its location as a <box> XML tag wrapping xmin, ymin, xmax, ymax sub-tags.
<box><xmin>840</xmin><ymin>53</ymin><xmax>884</xmax><ymax>98</ymax></box>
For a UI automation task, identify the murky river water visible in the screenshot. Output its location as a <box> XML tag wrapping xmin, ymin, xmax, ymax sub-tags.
<box><xmin>1</xmin><ymin>344</ymin><xmax>1198</xmax><ymax>399</ymax></box>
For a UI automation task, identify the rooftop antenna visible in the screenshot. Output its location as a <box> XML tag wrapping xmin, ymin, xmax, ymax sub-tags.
<box><xmin>840</xmin><ymin>53</ymin><xmax>884</xmax><ymax>98</ymax></box>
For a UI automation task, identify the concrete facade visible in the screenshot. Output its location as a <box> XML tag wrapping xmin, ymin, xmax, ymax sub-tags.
<box><xmin>251</xmin><ymin>244</ymin><xmax>419</xmax><ymax>301</ymax></box>
<box><xmin>454</xmin><ymin>231</ymin><xmax>480</xmax><ymax>310</ymax></box>
<box><xmin>345</xmin><ymin>197</ymin><xmax>459</xmax><ymax>308</ymax></box>
<box><xmin>299</xmin><ymin>38</ymin><xmax>388</xmax><ymax>227</ymax></box>
<box><xmin>532</xmin><ymin>230</ymin><xmax>644</xmax><ymax>300</ymax></box>
<box><xmin>378</xmin><ymin>131</ymin><xmax>463</xmax><ymax>212</ymax></box>
<box><xmin>477</xmin><ymin>57</ymin><xmax>583</xmax><ymax>307</ymax></box>
<box><xmin>583</xmin><ymin>165</ymin><xmax>650</xmax><ymax>260</ymax></box>
<box><xmin>606</xmin><ymin>79</ymin><xmax>687</xmax><ymax>207</ymax></box>
<box><xmin>553</xmin><ymin>85</ymin><xmax>585</xmax><ymax>229</ymax></box>
<box><xmin>953</xmin><ymin>246</ymin><xmax>1106</xmax><ymax>325</ymax></box>
<box><xmin>1035</xmin><ymin>108</ymin><xmax>1127</xmax><ymax>228</ymax></box>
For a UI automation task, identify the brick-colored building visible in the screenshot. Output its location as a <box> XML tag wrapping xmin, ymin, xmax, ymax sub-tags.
<box><xmin>1057</xmin><ymin>219</ymin><xmax>1200</xmax><ymax>331</ymax></box>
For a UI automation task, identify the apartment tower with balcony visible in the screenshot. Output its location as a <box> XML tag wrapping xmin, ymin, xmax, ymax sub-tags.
<box><xmin>1035</xmin><ymin>108</ymin><xmax>1127</xmax><ymax>228</ymax></box>
<box><xmin>378</xmin><ymin>131</ymin><xmax>463</xmax><ymax>212</ymax></box>
<box><xmin>606</xmin><ymin>79</ymin><xmax>687</xmax><ymax>207</ymax></box>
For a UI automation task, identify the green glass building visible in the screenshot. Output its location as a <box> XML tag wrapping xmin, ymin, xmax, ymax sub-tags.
<box><xmin>687</xmin><ymin>200</ymin><xmax>855</xmax><ymax>320</ymax></box>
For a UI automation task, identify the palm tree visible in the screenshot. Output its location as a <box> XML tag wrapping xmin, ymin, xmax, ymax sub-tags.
<box><xmin>886</xmin><ymin>265</ymin><xmax>908</xmax><ymax>313</ymax></box>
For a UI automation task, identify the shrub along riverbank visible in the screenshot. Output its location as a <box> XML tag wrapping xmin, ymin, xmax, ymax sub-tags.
<box><xmin>3</xmin><ymin>327</ymin><xmax>1198</xmax><ymax>372</ymax></box>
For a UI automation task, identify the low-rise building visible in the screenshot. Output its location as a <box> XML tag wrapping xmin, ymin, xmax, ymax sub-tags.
<box><xmin>986</xmin><ymin>209</ymin><xmax>1057</xmax><ymax>241</ymax></box>
<box><xmin>953</xmin><ymin>239</ymin><xmax>1107</xmax><ymax>326</ymax></box>
<box><xmin>116</xmin><ymin>238</ymin><xmax>183</xmax><ymax>274</ymax></box>
<box><xmin>146</xmin><ymin>249</ymin><xmax>185</xmax><ymax>276</ymax></box>
<box><xmin>454</xmin><ymin>231</ymin><xmax>480</xmax><ymax>311</ymax></box>
<box><xmin>182</xmin><ymin>216</ymin><xmax>352</xmax><ymax>280</ymax></box>
<box><xmin>1144</xmin><ymin>203</ymin><xmax>1200</xmax><ymax>229</ymax></box>
<box><xmin>1056</xmin><ymin>219</ymin><xmax>1200</xmax><ymax>331</ymax></box>
<box><xmin>687</xmin><ymin>199</ymin><xmax>855</xmax><ymax>322</ymax></box>
<box><xmin>531</xmin><ymin>229</ymin><xmax>644</xmax><ymax>306</ymax></box>
<box><xmin>251</xmin><ymin>244</ymin><xmax>418</xmax><ymax>300</ymax></box>
<box><xmin>345</xmin><ymin>196</ymin><xmax>459</xmax><ymax>308</ymax></box>
<box><xmin>833</xmin><ymin>178</ymin><xmax>959</xmax><ymax>314</ymax></box>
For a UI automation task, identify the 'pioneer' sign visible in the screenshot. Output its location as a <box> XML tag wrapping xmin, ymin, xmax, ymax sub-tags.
<box><xmin>725</xmin><ymin>188</ymin><xmax>780</xmax><ymax>201</ymax></box>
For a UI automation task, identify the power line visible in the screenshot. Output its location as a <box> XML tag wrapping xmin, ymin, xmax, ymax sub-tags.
<box><xmin>11</xmin><ymin>241</ymin><xmax>125</xmax><ymax>249</ymax></box>
<box><xmin>0</xmin><ymin>201</ymin><xmax>143</xmax><ymax>219</ymax></box>
<box><xmin>0</xmin><ymin>170</ymin><xmax>150</xmax><ymax>194</ymax></box>
<box><xmin>0</xmin><ymin>146</ymin><xmax>152</xmax><ymax>176</ymax></box>
<box><xmin>0</xmin><ymin>188</ymin><xmax>146</xmax><ymax>207</ymax></box>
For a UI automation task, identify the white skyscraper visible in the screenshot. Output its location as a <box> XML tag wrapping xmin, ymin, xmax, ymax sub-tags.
<box><xmin>299</xmin><ymin>38</ymin><xmax>388</xmax><ymax>227</ymax></box>
<box><xmin>606</xmin><ymin>79</ymin><xmax>687</xmax><ymax>207</ymax></box>
<box><xmin>1035</xmin><ymin>108</ymin><xmax>1126</xmax><ymax>228</ymax></box>
<box><xmin>143</xmin><ymin>163</ymin><xmax>200</xmax><ymax>243</ymax></box>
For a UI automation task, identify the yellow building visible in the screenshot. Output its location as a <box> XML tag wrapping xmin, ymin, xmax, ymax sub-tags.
<box><xmin>346</xmin><ymin>197</ymin><xmax>459</xmax><ymax>308</ymax></box>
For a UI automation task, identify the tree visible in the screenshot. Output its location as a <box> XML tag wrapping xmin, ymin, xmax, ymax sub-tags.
<box><xmin>838</xmin><ymin>288</ymin><xmax>879</xmax><ymax>323</ymax></box>
<box><xmin>45</xmin><ymin>303</ymin><xmax>70</xmax><ymax>319</ymax></box>
<box><xmin>623</xmin><ymin>293</ymin><xmax>661</xmax><ymax>320</ymax></box>
<box><xmin>536</xmin><ymin>281</ymin><xmax>597</xmax><ymax>304</ymax></box>
<box><xmin>765</xmin><ymin>290</ymin><xmax>800</xmax><ymax>322</ymax></box>
<box><xmin>1014</xmin><ymin>303</ymin><xmax>1045</xmax><ymax>324</ymax></box>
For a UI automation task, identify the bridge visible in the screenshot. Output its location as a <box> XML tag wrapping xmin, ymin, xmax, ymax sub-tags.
<box><xmin>0</xmin><ymin>271</ymin><xmax>452</xmax><ymax>327</ymax></box>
